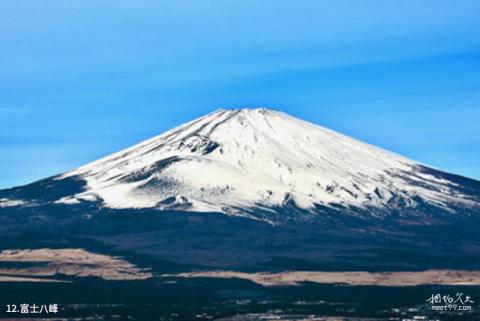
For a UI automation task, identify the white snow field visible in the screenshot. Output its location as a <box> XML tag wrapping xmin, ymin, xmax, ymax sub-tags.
<box><xmin>58</xmin><ymin>108</ymin><xmax>476</xmax><ymax>220</ymax></box>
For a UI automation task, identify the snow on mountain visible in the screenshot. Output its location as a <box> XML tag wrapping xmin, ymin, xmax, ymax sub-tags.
<box><xmin>55</xmin><ymin>108</ymin><xmax>477</xmax><ymax>220</ymax></box>
<box><xmin>0</xmin><ymin>198</ymin><xmax>26</xmax><ymax>208</ymax></box>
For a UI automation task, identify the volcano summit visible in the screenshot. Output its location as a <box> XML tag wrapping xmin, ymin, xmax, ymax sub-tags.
<box><xmin>2</xmin><ymin>108</ymin><xmax>479</xmax><ymax>225</ymax></box>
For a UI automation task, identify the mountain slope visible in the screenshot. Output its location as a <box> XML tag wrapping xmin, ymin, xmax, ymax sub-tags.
<box><xmin>1</xmin><ymin>108</ymin><xmax>479</xmax><ymax>223</ymax></box>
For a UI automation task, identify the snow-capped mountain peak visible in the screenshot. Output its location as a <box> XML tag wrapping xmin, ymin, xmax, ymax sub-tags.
<box><xmin>55</xmin><ymin>108</ymin><xmax>477</xmax><ymax>221</ymax></box>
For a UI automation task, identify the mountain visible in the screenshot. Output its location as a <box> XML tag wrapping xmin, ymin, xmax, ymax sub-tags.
<box><xmin>1</xmin><ymin>108</ymin><xmax>479</xmax><ymax>225</ymax></box>
<box><xmin>1</xmin><ymin>107</ymin><xmax>480</xmax><ymax>272</ymax></box>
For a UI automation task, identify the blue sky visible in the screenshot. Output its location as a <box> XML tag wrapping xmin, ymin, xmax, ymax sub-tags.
<box><xmin>1</xmin><ymin>0</ymin><xmax>479</xmax><ymax>188</ymax></box>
